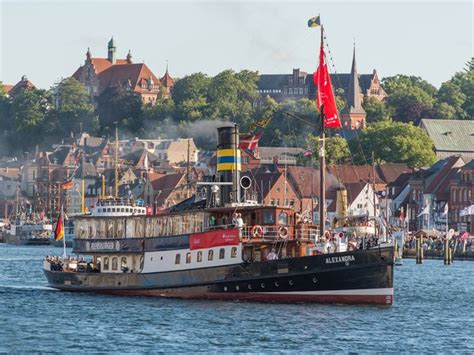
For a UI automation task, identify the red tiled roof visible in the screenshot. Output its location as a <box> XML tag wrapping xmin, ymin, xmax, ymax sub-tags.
<box><xmin>376</xmin><ymin>163</ymin><xmax>411</xmax><ymax>184</ymax></box>
<box><xmin>73</xmin><ymin>58</ymin><xmax>129</xmax><ymax>78</ymax></box>
<box><xmin>152</xmin><ymin>173</ymin><xmax>185</xmax><ymax>205</ymax></box>
<box><xmin>2</xmin><ymin>84</ymin><xmax>14</xmax><ymax>93</ymax></box>
<box><xmin>7</xmin><ymin>79</ymin><xmax>36</xmax><ymax>96</ymax></box>
<box><xmin>286</xmin><ymin>166</ymin><xmax>340</xmax><ymax>198</ymax></box>
<box><xmin>425</xmin><ymin>156</ymin><xmax>464</xmax><ymax>194</ymax></box>
<box><xmin>160</xmin><ymin>71</ymin><xmax>175</xmax><ymax>87</ymax></box>
<box><xmin>328</xmin><ymin>165</ymin><xmax>383</xmax><ymax>185</ymax></box>
<box><xmin>98</xmin><ymin>63</ymin><xmax>161</xmax><ymax>94</ymax></box>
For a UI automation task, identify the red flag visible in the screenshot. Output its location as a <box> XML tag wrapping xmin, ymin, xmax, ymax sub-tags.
<box><xmin>313</xmin><ymin>46</ymin><xmax>341</xmax><ymax>128</ymax></box>
<box><xmin>62</xmin><ymin>180</ymin><xmax>73</xmax><ymax>190</ymax></box>
<box><xmin>399</xmin><ymin>209</ymin><xmax>405</xmax><ymax>222</ymax></box>
<box><xmin>239</xmin><ymin>134</ymin><xmax>261</xmax><ymax>151</ymax></box>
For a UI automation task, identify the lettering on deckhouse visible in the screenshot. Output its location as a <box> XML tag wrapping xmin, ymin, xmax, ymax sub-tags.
<box><xmin>325</xmin><ymin>255</ymin><xmax>355</xmax><ymax>264</ymax></box>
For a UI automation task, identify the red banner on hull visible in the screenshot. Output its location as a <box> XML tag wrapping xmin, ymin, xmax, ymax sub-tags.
<box><xmin>190</xmin><ymin>229</ymin><xmax>240</xmax><ymax>250</ymax></box>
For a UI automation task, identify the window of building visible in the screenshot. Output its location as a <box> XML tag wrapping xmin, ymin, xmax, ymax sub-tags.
<box><xmin>175</xmin><ymin>254</ymin><xmax>181</xmax><ymax>264</ymax></box>
<box><xmin>208</xmin><ymin>249</ymin><xmax>214</xmax><ymax>261</ymax></box>
<box><xmin>104</xmin><ymin>257</ymin><xmax>109</xmax><ymax>270</ymax></box>
<box><xmin>231</xmin><ymin>247</ymin><xmax>237</xmax><ymax>258</ymax></box>
<box><xmin>289</xmin><ymin>88</ymin><xmax>293</xmax><ymax>95</ymax></box>
<box><xmin>276</xmin><ymin>199</ymin><xmax>280</xmax><ymax>206</ymax></box>
<box><xmin>219</xmin><ymin>248</ymin><xmax>225</xmax><ymax>259</ymax></box>
<box><xmin>289</xmin><ymin>199</ymin><xmax>295</xmax><ymax>207</ymax></box>
<box><xmin>357</xmin><ymin>203</ymin><xmax>363</xmax><ymax>209</ymax></box>
<box><xmin>186</xmin><ymin>252</ymin><xmax>191</xmax><ymax>263</ymax></box>
<box><xmin>197</xmin><ymin>251</ymin><xmax>203</xmax><ymax>262</ymax></box>
<box><xmin>112</xmin><ymin>257</ymin><xmax>118</xmax><ymax>271</ymax></box>
<box><xmin>121</xmin><ymin>257</ymin><xmax>127</xmax><ymax>270</ymax></box>
<box><xmin>270</xmin><ymin>199</ymin><xmax>275</xmax><ymax>205</ymax></box>
<box><xmin>107</xmin><ymin>208</ymin><xmax>111</xmax><ymax>212</ymax></box>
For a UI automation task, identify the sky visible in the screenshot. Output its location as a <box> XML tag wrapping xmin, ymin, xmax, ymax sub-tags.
<box><xmin>0</xmin><ymin>0</ymin><xmax>472</xmax><ymax>89</ymax></box>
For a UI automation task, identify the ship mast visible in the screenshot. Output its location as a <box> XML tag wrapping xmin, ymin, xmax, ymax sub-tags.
<box><xmin>114</xmin><ymin>122</ymin><xmax>119</xmax><ymax>198</ymax></box>
<box><xmin>319</xmin><ymin>25</ymin><xmax>326</xmax><ymax>240</ymax></box>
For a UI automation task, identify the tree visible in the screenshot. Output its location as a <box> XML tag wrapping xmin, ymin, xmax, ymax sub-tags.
<box><xmin>97</xmin><ymin>85</ymin><xmax>143</xmax><ymax>134</ymax></box>
<box><xmin>206</xmin><ymin>69</ymin><xmax>258</xmax><ymax>127</ymax></box>
<box><xmin>49</xmin><ymin>78</ymin><xmax>98</xmax><ymax>137</ymax></box>
<box><xmin>298</xmin><ymin>134</ymin><xmax>351</xmax><ymax>167</ymax></box>
<box><xmin>172</xmin><ymin>73</ymin><xmax>210</xmax><ymax>121</ymax></box>
<box><xmin>362</xmin><ymin>97</ymin><xmax>390</xmax><ymax>123</ymax></box>
<box><xmin>436</xmin><ymin>58</ymin><xmax>474</xmax><ymax>119</ymax></box>
<box><xmin>8</xmin><ymin>88</ymin><xmax>50</xmax><ymax>152</ymax></box>
<box><xmin>382</xmin><ymin>75</ymin><xmax>437</xmax><ymax>124</ymax></box>
<box><xmin>326</xmin><ymin>136</ymin><xmax>351</xmax><ymax>165</ymax></box>
<box><xmin>349</xmin><ymin>121</ymin><xmax>436</xmax><ymax>168</ymax></box>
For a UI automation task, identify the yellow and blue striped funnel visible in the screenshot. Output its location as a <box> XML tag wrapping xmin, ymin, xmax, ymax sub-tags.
<box><xmin>217</xmin><ymin>148</ymin><xmax>241</xmax><ymax>171</ymax></box>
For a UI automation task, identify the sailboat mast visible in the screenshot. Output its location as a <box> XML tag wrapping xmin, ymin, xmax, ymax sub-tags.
<box><xmin>114</xmin><ymin>123</ymin><xmax>119</xmax><ymax>198</ymax></box>
<box><xmin>319</xmin><ymin>25</ymin><xmax>326</xmax><ymax>240</ymax></box>
<box><xmin>372</xmin><ymin>151</ymin><xmax>377</xmax><ymax>238</ymax></box>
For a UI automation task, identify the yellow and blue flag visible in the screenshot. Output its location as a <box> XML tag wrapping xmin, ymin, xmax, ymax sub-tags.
<box><xmin>308</xmin><ymin>16</ymin><xmax>321</xmax><ymax>28</ymax></box>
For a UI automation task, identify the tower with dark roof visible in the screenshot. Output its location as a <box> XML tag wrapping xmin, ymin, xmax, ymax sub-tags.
<box><xmin>107</xmin><ymin>37</ymin><xmax>117</xmax><ymax>64</ymax></box>
<box><xmin>340</xmin><ymin>46</ymin><xmax>366</xmax><ymax>130</ymax></box>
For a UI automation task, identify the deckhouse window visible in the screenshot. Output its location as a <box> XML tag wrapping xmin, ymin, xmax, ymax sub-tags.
<box><xmin>197</xmin><ymin>251</ymin><xmax>203</xmax><ymax>262</ymax></box>
<box><xmin>112</xmin><ymin>257</ymin><xmax>118</xmax><ymax>271</ymax></box>
<box><xmin>186</xmin><ymin>252</ymin><xmax>191</xmax><ymax>263</ymax></box>
<box><xmin>175</xmin><ymin>254</ymin><xmax>181</xmax><ymax>264</ymax></box>
<box><xmin>278</xmin><ymin>212</ymin><xmax>288</xmax><ymax>225</ymax></box>
<box><xmin>104</xmin><ymin>257</ymin><xmax>109</xmax><ymax>270</ymax></box>
<box><xmin>208</xmin><ymin>249</ymin><xmax>214</xmax><ymax>261</ymax></box>
<box><xmin>219</xmin><ymin>248</ymin><xmax>225</xmax><ymax>259</ymax></box>
<box><xmin>231</xmin><ymin>247</ymin><xmax>237</xmax><ymax>258</ymax></box>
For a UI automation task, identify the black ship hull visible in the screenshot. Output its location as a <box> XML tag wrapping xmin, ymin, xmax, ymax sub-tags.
<box><xmin>44</xmin><ymin>246</ymin><xmax>394</xmax><ymax>305</ymax></box>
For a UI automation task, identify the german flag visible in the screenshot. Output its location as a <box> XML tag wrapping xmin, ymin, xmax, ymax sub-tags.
<box><xmin>308</xmin><ymin>15</ymin><xmax>321</xmax><ymax>28</ymax></box>
<box><xmin>54</xmin><ymin>213</ymin><xmax>64</xmax><ymax>241</ymax></box>
<box><xmin>62</xmin><ymin>180</ymin><xmax>73</xmax><ymax>190</ymax></box>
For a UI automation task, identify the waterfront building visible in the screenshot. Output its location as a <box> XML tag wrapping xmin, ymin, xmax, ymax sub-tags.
<box><xmin>72</xmin><ymin>37</ymin><xmax>174</xmax><ymax>105</ymax></box>
<box><xmin>419</xmin><ymin>119</ymin><xmax>474</xmax><ymax>161</ymax></box>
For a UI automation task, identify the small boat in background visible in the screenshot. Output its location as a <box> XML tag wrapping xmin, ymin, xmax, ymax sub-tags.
<box><xmin>4</xmin><ymin>218</ymin><xmax>53</xmax><ymax>245</ymax></box>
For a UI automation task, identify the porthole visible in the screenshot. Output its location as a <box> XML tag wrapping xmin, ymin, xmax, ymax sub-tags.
<box><xmin>274</xmin><ymin>281</ymin><xmax>279</xmax><ymax>287</ymax></box>
<box><xmin>261</xmin><ymin>283</ymin><xmax>265</xmax><ymax>289</ymax></box>
<box><xmin>313</xmin><ymin>277</ymin><xmax>318</xmax><ymax>284</ymax></box>
<box><xmin>289</xmin><ymin>280</ymin><xmax>294</xmax><ymax>286</ymax></box>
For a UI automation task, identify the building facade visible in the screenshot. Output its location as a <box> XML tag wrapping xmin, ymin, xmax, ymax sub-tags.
<box><xmin>72</xmin><ymin>37</ymin><xmax>174</xmax><ymax>105</ymax></box>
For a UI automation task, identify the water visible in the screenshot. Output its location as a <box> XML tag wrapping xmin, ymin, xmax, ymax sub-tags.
<box><xmin>1</xmin><ymin>244</ymin><xmax>473</xmax><ymax>353</ymax></box>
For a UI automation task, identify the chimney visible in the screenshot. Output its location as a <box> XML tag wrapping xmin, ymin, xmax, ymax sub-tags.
<box><xmin>217</xmin><ymin>124</ymin><xmax>240</xmax><ymax>205</ymax></box>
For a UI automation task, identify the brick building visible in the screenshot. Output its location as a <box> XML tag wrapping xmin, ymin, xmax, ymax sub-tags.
<box><xmin>72</xmin><ymin>37</ymin><xmax>174</xmax><ymax>105</ymax></box>
<box><xmin>256</xmin><ymin>47</ymin><xmax>386</xmax><ymax>130</ymax></box>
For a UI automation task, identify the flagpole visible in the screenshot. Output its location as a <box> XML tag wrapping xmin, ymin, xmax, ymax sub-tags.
<box><xmin>319</xmin><ymin>24</ymin><xmax>326</xmax><ymax>242</ymax></box>
<box><xmin>62</xmin><ymin>206</ymin><xmax>67</xmax><ymax>258</ymax></box>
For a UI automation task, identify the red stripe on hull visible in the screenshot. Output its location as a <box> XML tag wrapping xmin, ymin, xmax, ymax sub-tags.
<box><xmin>103</xmin><ymin>290</ymin><xmax>393</xmax><ymax>305</ymax></box>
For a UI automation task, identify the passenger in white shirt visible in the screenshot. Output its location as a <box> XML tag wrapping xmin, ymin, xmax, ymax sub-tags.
<box><xmin>267</xmin><ymin>248</ymin><xmax>278</xmax><ymax>260</ymax></box>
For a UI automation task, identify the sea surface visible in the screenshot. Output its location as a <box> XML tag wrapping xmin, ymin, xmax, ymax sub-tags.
<box><xmin>0</xmin><ymin>244</ymin><xmax>473</xmax><ymax>353</ymax></box>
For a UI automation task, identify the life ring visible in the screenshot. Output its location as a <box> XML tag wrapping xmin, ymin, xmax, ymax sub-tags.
<box><xmin>252</xmin><ymin>225</ymin><xmax>264</xmax><ymax>238</ymax></box>
<box><xmin>278</xmin><ymin>226</ymin><xmax>289</xmax><ymax>239</ymax></box>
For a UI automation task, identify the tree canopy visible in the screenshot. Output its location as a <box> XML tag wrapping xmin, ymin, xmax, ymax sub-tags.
<box><xmin>349</xmin><ymin>121</ymin><xmax>437</xmax><ymax>168</ymax></box>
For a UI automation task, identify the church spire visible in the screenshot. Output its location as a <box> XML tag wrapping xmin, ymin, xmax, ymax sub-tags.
<box><xmin>346</xmin><ymin>44</ymin><xmax>364</xmax><ymax>112</ymax></box>
<box><xmin>340</xmin><ymin>43</ymin><xmax>366</xmax><ymax>130</ymax></box>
